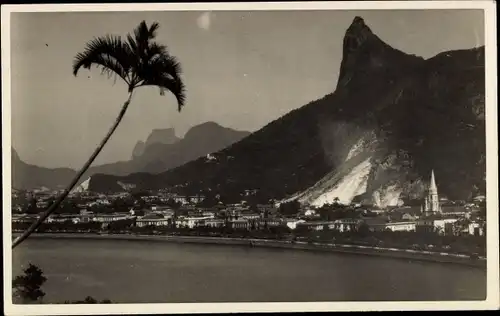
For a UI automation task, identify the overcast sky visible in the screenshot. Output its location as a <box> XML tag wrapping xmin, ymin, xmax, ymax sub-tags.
<box><xmin>10</xmin><ymin>9</ymin><xmax>484</xmax><ymax>169</ymax></box>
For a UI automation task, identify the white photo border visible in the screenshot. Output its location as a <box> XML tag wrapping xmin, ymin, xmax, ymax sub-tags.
<box><xmin>2</xmin><ymin>1</ymin><xmax>498</xmax><ymax>314</ymax></box>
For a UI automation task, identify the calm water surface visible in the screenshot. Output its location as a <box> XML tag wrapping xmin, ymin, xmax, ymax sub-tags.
<box><xmin>12</xmin><ymin>238</ymin><xmax>486</xmax><ymax>303</ymax></box>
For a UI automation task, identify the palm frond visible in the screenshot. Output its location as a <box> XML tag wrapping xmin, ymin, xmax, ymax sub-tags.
<box><xmin>136</xmin><ymin>53</ymin><xmax>186</xmax><ymax>110</ymax></box>
<box><xmin>147</xmin><ymin>42</ymin><xmax>169</xmax><ymax>61</ymax></box>
<box><xmin>148</xmin><ymin>22</ymin><xmax>160</xmax><ymax>39</ymax></box>
<box><xmin>72</xmin><ymin>35</ymin><xmax>134</xmax><ymax>85</ymax></box>
<box><xmin>126</xmin><ymin>34</ymin><xmax>138</xmax><ymax>55</ymax></box>
<box><xmin>132</xmin><ymin>21</ymin><xmax>160</xmax><ymax>54</ymax></box>
<box><xmin>154</xmin><ymin>74</ymin><xmax>186</xmax><ymax>112</ymax></box>
<box><xmin>133</xmin><ymin>21</ymin><xmax>150</xmax><ymax>43</ymax></box>
<box><xmin>133</xmin><ymin>20</ymin><xmax>160</xmax><ymax>42</ymax></box>
<box><xmin>74</xmin><ymin>21</ymin><xmax>186</xmax><ymax>109</ymax></box>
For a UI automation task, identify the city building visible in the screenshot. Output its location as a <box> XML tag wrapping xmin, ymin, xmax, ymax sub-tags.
<box><xmin>176</xmin><ymin>216</ymin><xmax>213</xmax><ymax>229</ymax></box>
<box><xmin>172</xmin><ymin>195</ymin><xmax>205</xmax><ymax>205</ymax></box>
<box><xmin>468</xmin><ymin>221</ymin><xmax>485</xmax><ymax>236</ymax></box>
<box><xmin>136</xmin><ymin>216</ymin><xmax>170</xmax><ymax>228</ymax></box>
<box><xmin>332</xmin><ymin>218</ymin><xmax>364</xmax><ymax>232</ymax></box>
<box><xmin>201</xmin><ymin>210</ymin><xmax>217</xmax><ymax>218</ymax></box>
<box><xmin>440</xmin><ymin>206</ymin><xmax>471</xmax><ymax>218</ymax></box>
<box><xmin>12</xmin><ymin>214</ymin><xmax>39</xmax><ymax>224</ymax></box>
<box><xmin>472</xmin><ymin>195</ymin><xmax>486</xmax><ymax>203</ymax></box>
<box><xmin>303</xmin><ymin>209</ymin><xmax>317</xmax><ymax>217</ymax></box>
<box><xmin>284</xmin><ymin>219</ymin><xmax>306</xmax><ymax>230</ymax></box>
<box><xmin>240</xmin><ymin>212</ymin><xmax>260</xmax><ymax>221</ymax></box>
<box><xmin>384</xmin><ymin>221</ymin><xmax>417</xmax><ymax>232</ymax></box>
<box><xmin>203</xmin><ymin>219</ymin><xmax>225</xmax><ymax>228</ymax></box>
<box><xmin>433</xmin><ymin>217</ymin><xmax>459</xmax><ymax>235</ymax></box>
<box><xmin>256</xmin><ymin>218</ymin><xmax>284</xmax><ymax>229</ymax></box>
<box><xmin>229</xmin><ymin>219</ymin><xmax>250</xmax><ymax>230</ymax></box>
<box><xmin>296</xmin><ymin>219</ymin><xmax>363</xmax><ymax>232</ymax></box>
<box><xmin>415</xmin><ymin>218</ymin><xmax>435</xmax><ymax>233</ymax></box>
<box><xmin>92</xmin><ymin>214</ymin><xmax>132</xmax><ymax>223</ymax></box>
<box><xmin>296</xmin><ymin>221</ymin><xmax>337</xmax><ymax>231</ymax></box>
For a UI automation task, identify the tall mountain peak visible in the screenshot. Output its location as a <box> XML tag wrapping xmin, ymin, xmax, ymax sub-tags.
<box><xmin>145</xmin><ymin>128</ymin><xmax>179</xmax><ymax>147</ymax></box>
<box><xmin>344</xmin><ymin>16</ymin><xmax>374</xmax><ymax>50</ymax></box>
<box><xmin>337</xmin><ymin>16</ymin><xmax>425</xmax><ymax>89</ymax></box>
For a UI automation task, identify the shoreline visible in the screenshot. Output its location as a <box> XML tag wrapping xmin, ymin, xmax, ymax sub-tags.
<box><xmin>14</xmin><ymin>232</ymin><xmax>486</xmax><ymax>269</ymax></box>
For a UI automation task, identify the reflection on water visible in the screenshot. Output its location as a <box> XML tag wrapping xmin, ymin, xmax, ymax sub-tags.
<box><xmin>12</xmin><ymin>238</ymin><xmax>486</xmax><ymax>303</ymax></box>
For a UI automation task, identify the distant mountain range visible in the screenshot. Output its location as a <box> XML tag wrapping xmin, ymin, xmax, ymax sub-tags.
<box><xmin>12</xmin><ymin>122</ymin><xmax>250</xmax><ymax>190</ymax></box>
<box><xmin>12</xmin><ymin>149</ymin><xmax>76</xmax><ymax>191</ymax></box>
<box><xmin>88</xmin><ymin>16</ymin><xmax>486</xmax><ymax>206</ymax></box>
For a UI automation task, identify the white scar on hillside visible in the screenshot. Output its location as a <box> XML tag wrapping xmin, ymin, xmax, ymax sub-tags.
<box><xmin>372</xmin><ymin>184</ymin><xmax>404</xmax><ymax>209</ymax></box>
<box><xmin>309</xmin><ymin>157</ymin><xmax>372</xmax><ymax>206</ymax></box>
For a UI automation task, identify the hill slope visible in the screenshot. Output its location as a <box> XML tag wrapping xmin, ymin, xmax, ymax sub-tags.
<box><xmin>88</xmin><ymin>17</ymin><xmax>486</xmax><ymax>205</ymax></box>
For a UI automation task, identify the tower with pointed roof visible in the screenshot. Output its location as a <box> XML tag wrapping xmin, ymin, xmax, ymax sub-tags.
<box><xmin>422</xmin><ymin>170</ymin><xmax>441</xmax><ymax>216</ymax></box>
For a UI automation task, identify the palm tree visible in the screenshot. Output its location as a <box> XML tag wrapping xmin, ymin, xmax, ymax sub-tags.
<box><xmin>12</xmin><ymin>21</ymin><xmax>186</xmax><ymax>249</ymax></box>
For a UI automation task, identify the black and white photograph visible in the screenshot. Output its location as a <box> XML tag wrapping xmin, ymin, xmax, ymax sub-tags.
<box><xmin>2</xmin><ymin>1</ymin><xmax>499</xmax><ymax>314</ymax></box>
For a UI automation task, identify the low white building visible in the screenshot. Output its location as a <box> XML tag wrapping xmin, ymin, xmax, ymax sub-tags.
<box><xmin>92</xmin><ymin>214</ymin><xmax>131</xmax><ymax>223</ymax></box>
<box><xmin>472</xmin><ymin>195</ymin><xmax>486</xmax><ymax>203</ymax></box>
<box><xmin>136</xmin><ymin>218</ymin><xmax>170</xmax><ymax>228</ymax></box>
<box><xmin>304</xmin><ymin>209</ymin><xmax>316</xmax><ymax>217</ymax></box>
<box><xmin>202</xmin><ymin>210</ymin><xmax>217</xmax><ymax>218</ymax></box>
<box><xmin>285</xmin><ymin>219</ymin><xmax>306</xmax><ymax>230</ymax></box>
<box><xmin>240</xmin><ymin>213</ymin><xmax>260</xmax><ymax>221</ymax></box>
<box><xmin>229</xmin><ymin>219</ymin><xmax>250</xmax><ymax>230</ymax></box>
<box><xmin>177</xmin><ymin>216</ymin><xmax>213</xmax><ymax>228</ymax></box>
<box><xmin>333</xmin><ymin>218</ymin><xmax>364</xmax><ymax>232</ymax></box>
<box><xmin>368</xmin><ymin>209</ymin><xmax>387</xmax><ymax>215</ymax></box>
<box><xmin>296</xmin><ymin>221</ymin><xmax>338</xmax><ymax>231</ymax></box>
<box><xmin>12</xmin><ymin>214</ymin><xmax>39</xmax><ymax>223</ymax></box>
<box><xmin>203</xmin><ymin>219</ymin><xmax>225</xmax><ymax>228</ymax></box>
<box><xmin>45</xmin><ymin>215</ymin><xmax>66</xmax><ymax>224</ymax></box>
<box><xmin>468</xmin><ymin>222</ymin><xmax>485</xmax><ymax>236</ymax></box>
<box><xmin>385</xmin><ymin>221</ymin><xmax>416</xmax><ymax>232</ymax></box>
<box><xmin>433</xmin><ymin>218</ymin><xmax>459</xmax><ymax>235</ymax></box>
<box><xmin>172</xmin><ymin>195</ymin><xmax>205</xmax><ymax>205</ymax></box>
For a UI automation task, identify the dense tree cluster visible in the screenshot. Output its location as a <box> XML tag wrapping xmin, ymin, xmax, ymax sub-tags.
<box><xmin>12</xmin><ymin>263</ymin><xmax>47</xmax><ymax>304</ymax></box>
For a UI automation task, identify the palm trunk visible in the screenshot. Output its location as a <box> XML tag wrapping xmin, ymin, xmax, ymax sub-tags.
<box><xmin>12</xmin><ymin>92</ymin><xmax>134</xmax><ymax>249</ymax></box>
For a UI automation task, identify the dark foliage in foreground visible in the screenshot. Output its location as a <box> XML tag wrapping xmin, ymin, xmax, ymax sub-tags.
<box><xmin>12</xmin><ymin>263</ymin><xmax>112</xmax><ymax>305</ymax></box>
<box><xmin>12</xmin><ymin>263</ymin><xmax>47</xmax><ymax>304</ymax></box>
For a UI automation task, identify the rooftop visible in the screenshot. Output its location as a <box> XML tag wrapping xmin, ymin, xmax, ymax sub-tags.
<box><xmin>136</xmin><ymin>218</ymin><xmax>169</xmax><ymax>222</ymax></box>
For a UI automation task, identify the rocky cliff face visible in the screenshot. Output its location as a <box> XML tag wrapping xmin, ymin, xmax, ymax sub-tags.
<box><xmin>88</xmin><ymin>17</ymin><xmax>486</xmax><ymax>205</ymax></box>
<box><xmin>131</xmin><ymin>141</ymin><xmax>146</xmax><ymax>160</ymax></box>
<box><xmin>132</xmin><ymin>128</ymin><xmax>179</xmax><ymax>160</ymax></box>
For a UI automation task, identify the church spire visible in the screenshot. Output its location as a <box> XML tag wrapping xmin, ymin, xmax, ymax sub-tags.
<box><xmin>429</xmin><ymin>169</ymin><xmax>438</xmax><ymax>195</ymax></box>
